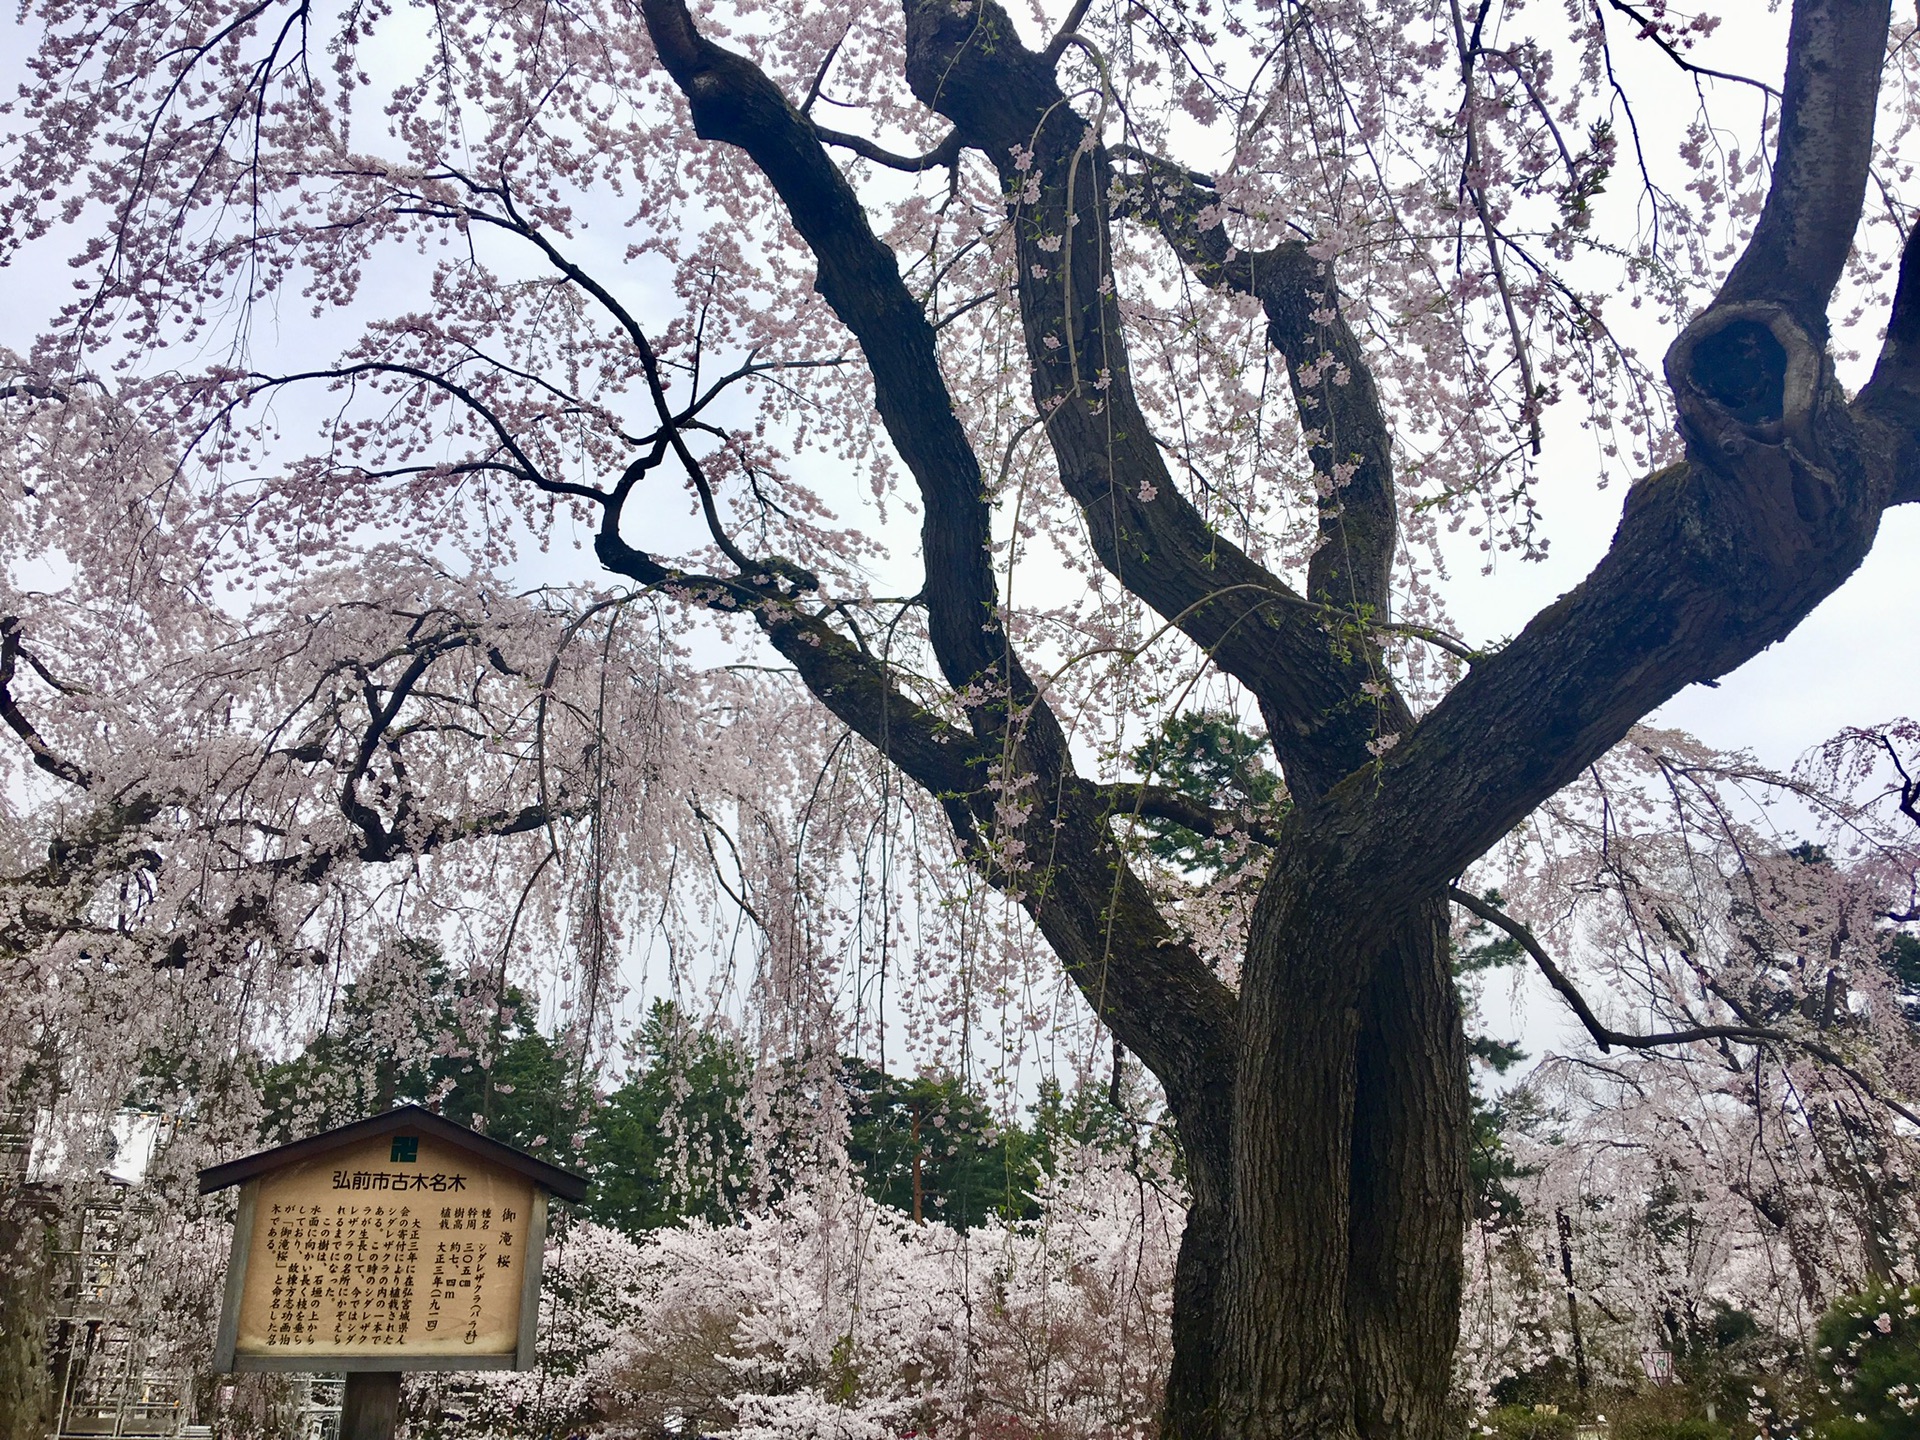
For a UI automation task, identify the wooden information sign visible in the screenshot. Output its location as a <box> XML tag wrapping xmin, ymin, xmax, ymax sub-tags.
<box><xmin>200</xmin><ymin>1106</ymin><xmax>588</xmax><ymax>1440</ymax></box>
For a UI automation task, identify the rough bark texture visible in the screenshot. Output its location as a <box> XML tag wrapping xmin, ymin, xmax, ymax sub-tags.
<box><xmin>1346</xmin><ymin>907</ymin><xmax>1471</xmax><ymax>1440</ymax></box>
<box><xmin>0</xmin><ymin>1189</ymin><xmax>58</xmax><ymax>1440</ymax></box>
<box><xmin>615</xmin><ymin>0</ymin><xmax>1916</xmax><ymax>1435</ymax></box>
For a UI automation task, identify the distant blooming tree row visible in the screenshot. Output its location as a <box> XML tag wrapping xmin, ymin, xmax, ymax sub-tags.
<box><xmin>445</xmin><ymin>1153</ymin><xmax>1181</xmax><ymax>1440</ymax></box>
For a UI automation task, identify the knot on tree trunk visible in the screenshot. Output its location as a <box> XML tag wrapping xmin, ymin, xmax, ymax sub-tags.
<box><xmin>1666</xmin><ymin>302</ymin><xmax>1825</xmax><ymax>457</ymax></box>
<box><xmin>1635</xmin><ymin>300</ymin><xmax>1875</xmax><ymax>637</ymax></box>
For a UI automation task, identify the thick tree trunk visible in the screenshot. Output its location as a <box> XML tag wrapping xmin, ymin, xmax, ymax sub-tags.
<box><xmin>1211</xmin><ymin>881</ymin><xmax>1469</xmax><ymax>1440</ymax></box>
<box><xmin>0</xmin><ymin>1187</ymin><xmax>58</xmax><ymax>1440</ymax></box>
<box><xmin>1164</xmin><ymin>1189</ymin><xmax>1229</xmax><ymax>1439</ymax></box>
<box><xmin>1346</xmin><ymin>903</ymin><xmax>1472</xmax><ymax>1440</ymax></box>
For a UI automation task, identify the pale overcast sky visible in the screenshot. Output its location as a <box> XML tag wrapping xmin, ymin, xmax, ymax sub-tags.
<box><xmin>1</xmin><ymin>0</ymin><xmax>1911</xmax><ymax>1083</ymax></box>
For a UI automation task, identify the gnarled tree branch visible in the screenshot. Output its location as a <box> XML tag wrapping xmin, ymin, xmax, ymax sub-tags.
<box><xmin>1447</xmin><ymin>886</ymin><xmax>1920</xmax><ymax>1128</ymax></box>
<box><xmin>901</xmin><ymin>0</ymin><xmax>1403</xmax><ymax>799</ymax></box>
<box><xmin>1336</xmin><ymin>0</ymin><xmax>1904</xmax><ymax>914</ymax></box>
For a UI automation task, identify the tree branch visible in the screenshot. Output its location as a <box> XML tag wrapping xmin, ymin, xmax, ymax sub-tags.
<box><xmin>0</xmin><ymin>618</ymin><xmax>93</xmax><ymax>789</ymax></box>
<box><xmin>1446</xmin><ymin>886</ymin><xmax>1920</xmax><ymax>1127</ymax></box>
<box><xmin>1041</xmin><ymin>0</ymin><xmax>1096</xmax><ymax>65</ymax></box>
<box><xmin>593</xmin><ymin>508</ymin><xmax>1244</xmax><ymax>1113</ymax></box>
<box><xmin>901</xmin><ymin>0</ymin><xmax>1400</xmax><ymax>800</ymax></box>
<box><xmin>812</xmin><ymin>125</ymin><xmax>961</xmax><ymax>173</ymax></box>
<box><xmin>1601</xmin><ymin>0</ymin><xmax>1782</xmax><ymax>99</ymax></box>
<box><xmin>1713</xmin><ymin>0</ymin><xmax>1891</xmax><ymax>337</ymax></box>
<box><xmin>1324</xmin><ymin>0</ymin><xmax>1902</xmax><ymax>911</ymax></box>
<box><xmin>1116</xmin><ymin>149</ymin><xmax>1400</xmax><ymax>628</ymax></box>
<box><xmin>240</xmin><ymin>363</ymin><xmax>604</xmax><ymax>504</ymax></box>
<box><xmin>1087</xmin><ymin>779</ymin><xmax>1281</xmax><ymax>848</ymax></box>
<box><xmin>636</xmin><ymin>0</ymin><xmax>1243</xmax><ymax>1146</ymax></box>
<box><xmin>640</xmin><ymin>0</ymin><xmax>1024</xmax><ymax>720</ymax></box>
<box><xmin>1856</xmin><ymin>225</ymin><xmax>1920</xmax><ymax>506</ymax></box>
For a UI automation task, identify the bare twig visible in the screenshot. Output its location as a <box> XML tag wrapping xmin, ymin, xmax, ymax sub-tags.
<box><xmin>1601</xmin><ymin>0</ymin><xmax>1782</xmax><ymax>100</ymax></box>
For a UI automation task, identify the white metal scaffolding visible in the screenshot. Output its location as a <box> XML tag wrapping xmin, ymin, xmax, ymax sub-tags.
<box><xmin>47</xmin><ymin>1183</ymin><xmax>191</xmax><ymax>1440</ymax></box>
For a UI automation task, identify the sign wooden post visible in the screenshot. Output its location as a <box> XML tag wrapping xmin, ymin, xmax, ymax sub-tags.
<box><xmin>200</xmin><ymin>1106</ymin><xmax>588</xmax><ymax>1439</ymax></box>
<box><xmin>341</xmin><ymin>1372</ymin><xmax>401</xmax><ymax>1440</ymax></box>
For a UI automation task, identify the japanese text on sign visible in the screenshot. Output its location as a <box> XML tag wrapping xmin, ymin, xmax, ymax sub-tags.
<box><xmin>331</xmin><ymin>1169</ymin><xmax>469</xmax><ymax>1193</ymax></box>
<box><xmin>233</xmin><ymin>1134</ymin><xmax>534</xmax><ymax>1360</ymax></box>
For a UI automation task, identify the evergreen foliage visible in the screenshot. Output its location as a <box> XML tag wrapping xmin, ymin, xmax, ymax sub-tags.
<box><xmin>259</xmin><ymin>942</ymin><xmax>583</xmax><ymax>1152</ymax></box>
<box><xmin>1811</xmin><ymin>1284</ymin><xmax>1920</xmax><ymax>1440</ymax></box>
<box><xmin>579</xmin><ymin>1003</ymin><xmax>750</xmax><ymax>1233</ymax></box>
<box><xmin>1129</xmin><ymin>709</ymin><xmax>1284</xmax><ymax>871</ymax></box>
